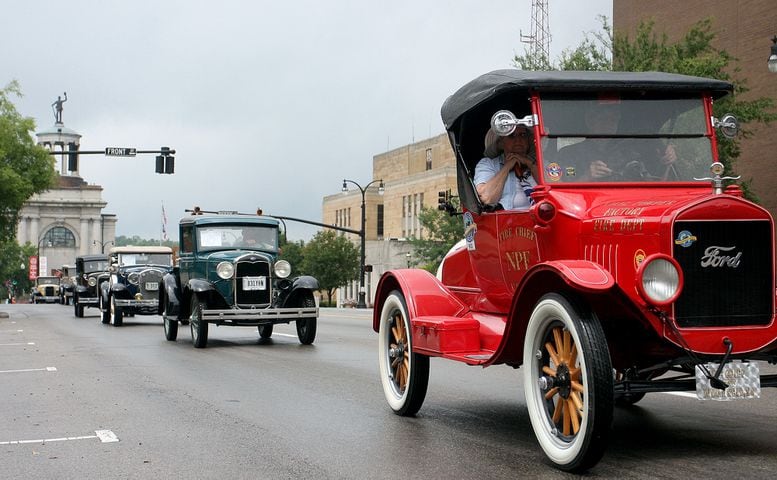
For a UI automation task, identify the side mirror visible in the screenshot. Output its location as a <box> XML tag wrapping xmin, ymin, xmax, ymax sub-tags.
<box><xmin>491</xmin><ymin>110</ymin><xmax>535</xmax><ymax>136</ymax></box>
<box><xmin>713</xmin><ymin>113</ymin><xmax>739</xmax><ymax>139</ymax></box>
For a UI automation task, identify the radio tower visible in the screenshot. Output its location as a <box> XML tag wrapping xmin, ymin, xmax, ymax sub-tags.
<box><xmin>520</xmin><ymin>0</ymin><xmax>551</xmax><ymax>69</ymax></box>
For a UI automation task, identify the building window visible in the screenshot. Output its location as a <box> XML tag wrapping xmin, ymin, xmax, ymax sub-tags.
<box><xmin>425</xmin><ymin>148</ymin><xmax>432</xmax><ymax>171</ymax></box>
<box><xmin>42</xmin><ymin>226</ymin><xmax>76</xmax><ymax>248</ymax></box>
<box><xmin>377</xmin><ymin>204</ymin><xmax>384</xmax><ymax>239</ymax></box>
<box><xmin>336</xmin><ymin>208</ymin><xmax>352</xmax><ymax>229</ymax></box>
<box><xmin>401</xmin><ymin>193</ymin><xmax>425</xmax><ymax>238</ymax></box>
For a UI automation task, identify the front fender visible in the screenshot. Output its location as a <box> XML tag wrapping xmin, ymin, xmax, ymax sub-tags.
<box><xmin>372</xmin><ymin>269</ymin><xmax>468</xmax><ymax>332</ymax></box>
<box><xmin>291</xmin><ymin>275</ymin><xmax>319</xmax><ymax>291</ymax></box>
<box><xmin>188</xmin><ymin>278</ymin><xmax>216</xmax><ymax>295</ymax></box>
<box><xmin>99</xmin><ymin>281</ymin><xmax>111</xmax><ymax>303</ymax></box>
<box><xmin>110</xmin><ymin>282</ymin><xmax>131</xmax><ymax>299</ymax></box>
<box><xmin>486</xmin><ymin>260</ymin><xmax>616</xmax><ymax>367</ymax></box>
<box><xmin>277</xmin><ymin>276</ymin><xmax>320</xmax><ymax>306</ymax></box>
<box><xmin>159</xmin><ymin>273</ymin><xmax>182</xmax><ymax>317</ymax></box>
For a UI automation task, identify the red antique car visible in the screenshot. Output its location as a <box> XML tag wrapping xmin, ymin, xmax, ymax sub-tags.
<box><xmin>372</xmin><ymin>70</ymin><xmax>777</xmax><ymax>472</ymax></box>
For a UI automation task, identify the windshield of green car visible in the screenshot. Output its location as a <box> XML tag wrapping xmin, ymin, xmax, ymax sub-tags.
<box><xmin>197</xmin><ymin>225</ymin><xmax>278</xmax><ymax>251</ymax></box>
<box><xmin>83</xmin><ymin>260</ymin><xmax>108</xmax><ymax>273</ymax></box>
<box><xmin>539</xmin><ymin>93</ymin><xmax>714</xmax><ymax>183</ymax></box>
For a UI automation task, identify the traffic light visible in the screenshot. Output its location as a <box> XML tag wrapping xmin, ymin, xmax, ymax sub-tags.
<box><xmin>156</xmin><ymin>147</ymin><xmax>174</xmax><ymax>174</ymax></box>
<box><xmin>438</xmin><ymin>190</ymin><xmax>450</xmax><ymax>211</ymax></box>
<box><xmin>67</xmin><ymin>142</ymin><xmax>78</xmax><ymax>171</ymax></box>
<box><xmin>438</xmin><ymin>190</ymin><xmax>457</xmax><ymax>216</ymax></box>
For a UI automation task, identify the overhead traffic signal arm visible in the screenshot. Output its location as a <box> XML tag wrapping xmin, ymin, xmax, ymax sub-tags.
<box><xmin>48</xmin><ymin>147</ymin><xmax>177</xmax><ymax>174</ymax></box>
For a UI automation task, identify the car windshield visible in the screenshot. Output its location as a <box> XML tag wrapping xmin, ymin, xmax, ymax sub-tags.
<box><xmin>117</xmin><ymin>253</ymin><xmax>172</xmax><ymax>267</ymax></box>
<box><xmin>539</xmin><ymin>93</ymin><xmax>714</xmax><ymax>183</ymax></box>
<box><xmin>197</xmin><ymin>225</ymin><xmax>278</xmax><ymax>251</ymax></box>
<box><xmin>83</xmin><ymin>260</ymin><xmax>108</xmax><ymax>273</ymax></box>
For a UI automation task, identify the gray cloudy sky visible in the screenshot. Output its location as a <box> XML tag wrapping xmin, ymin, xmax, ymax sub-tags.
<box><xmin>3</xmin><ymin>0</ymin><xmax>611</xmax><ymax>241</ymax></box>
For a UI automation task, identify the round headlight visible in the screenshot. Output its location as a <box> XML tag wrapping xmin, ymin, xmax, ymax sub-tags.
<box><xmin>216</xmin><ymin>262</ymin><xmax>234</xmax><ymax>279</ymax></box>
<box><xmin>88</xmin><ymin>277</ymin><xmax>97</xmax><ymax>287</ymax></box>
<box><xmin>637</xmin><ymin>255</ymin><xmax>683</xmax><ymax>305</ymax></box>
<box><xmin>128</xmin><ymin>272</ymin><xmax>140</xmax><ymax>285</ymax></box>
<box><xmin>274</xmin><ymin>260</ymin><xmax>291</xmax><ymax>279</ymax></box>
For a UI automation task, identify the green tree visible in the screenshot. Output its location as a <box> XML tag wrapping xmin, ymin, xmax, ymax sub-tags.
<box><xmin>0</xmin><ymin>81</ymin><xmax>57</xmax><ymax>241</ymax></box>
<box><xmin>408</xmin><ymin>198</ymin><xmax>463</xmax><ymax>272</ymax></box>
<box><xmin>301</xmin><ymin>230</ymin><xmax>359</xmax><ymax>304</ymax></box>
<box><xmin>279</xmin><ymin>237</ymin><xmax>307</xmax><ymax>277</ymax></box>
<box><xmin>514</xmin><ymin>17</ymin><xmax>776</xmax><ymax>201</ymax></box>
<box><xmin>0</xmin><ymin>239</ymin><xmax>35</xmax><ymax>301</ymax></box>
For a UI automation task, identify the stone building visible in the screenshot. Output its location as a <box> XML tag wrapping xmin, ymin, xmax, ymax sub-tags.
<box><xmin>16</xmin><ymin>111</ymin><xmax>117</xmax><ymax>277</ymax></box>
<box><xmin>614</xmin><ymin>0</ymin><xmax>777</xmax><ymax>224</ymax></box>
<box><xmin>322</xmin><ymin>133</ymin><xmax>457</xmax><ymax>305</ymax></box>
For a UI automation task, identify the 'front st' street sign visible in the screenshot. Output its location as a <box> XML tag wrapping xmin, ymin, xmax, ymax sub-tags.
<box><xmin>104</xmin><ymin>147</ymin><xmax>137</xmax><ymax>157</ymax></box>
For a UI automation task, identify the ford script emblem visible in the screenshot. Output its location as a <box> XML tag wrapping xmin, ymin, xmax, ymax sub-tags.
<box><xmin>701</xmin><ymin>246</ymin><xmax>742</xmax><ymax>268</ymax></box>
<box><xmin>674</xmin><ymin>230</ymin><xmax>697</xmax><ymax>248</ymax></box>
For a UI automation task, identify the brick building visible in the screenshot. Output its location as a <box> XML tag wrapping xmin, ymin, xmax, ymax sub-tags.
<box><xmin>614</xmin><ymin>0</ymin><xmax>777</xmax><ymax>221</ymax></box>
<box><xmin>321</xmin><ymin>133</ymin><xmax>457</xmax><ymax>305</ymax></box>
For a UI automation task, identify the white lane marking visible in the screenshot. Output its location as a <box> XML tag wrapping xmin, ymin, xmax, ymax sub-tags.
<box><xmin>0</xmin><ymin>430</ymin><xmax>119</xmax><ymax>445</ymax></box>
<box><xmin>273</xmin><ymin>333</ymin><xmax>297</xmax><ymax>338</ymax></box>
<box><xmin>0</xmin><ymin>342</ymin><xmax>35</xmax><ymax>346</ymax></box>
<box><xmin>662</xmin><ymin>391</ymin><xmax>698</xmax><ymax>398</ymax></box>
<box><xmin>0</xmin><ymin>329</ymin><xmax>24</xmax><ymax>333</ymax></box>
<box><xmin>0</xmin><ymin>366</ymin><xmax>57</xmax><ymax>374</ymax></box>
<box><xmin>95</xmin><ymin>430</ymin><xmax>120</xmax><ymax>443</ymax></box>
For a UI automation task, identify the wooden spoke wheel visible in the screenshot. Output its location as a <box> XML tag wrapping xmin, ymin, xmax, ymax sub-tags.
<box><xmin>523</xmin><ymin>293</ymin><xmax>613</xmax><ymax>472</ymax></box>
<box><xmin>378</xmin><ymin>290</ymin><xmax>428</xmax><ymax>416</ymax></box>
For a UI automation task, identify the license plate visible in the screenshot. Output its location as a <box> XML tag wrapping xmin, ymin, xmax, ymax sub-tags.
<box><xmin>695</xmin><ymin>361</ymin><xmax>760</xmax><ymax>401</ymax></box>
<box><xmin>145</xmin><ymin>282</ymin><xmax>159</xmax><ymax>291</ymax></box>
<box><xmin>242</xmin><ymin>276</ymin><xmax>266</xmax><ymax>291</ymax></box>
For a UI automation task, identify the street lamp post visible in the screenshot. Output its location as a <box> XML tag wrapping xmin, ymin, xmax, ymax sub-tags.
<box><xmin>342</xmin><ymin>178</ymin><xmax>384</xmax><ymax>308</ymax></box>
<box><xmin>94</xmin><ymin>240</ymin><xmax>114</xmax><ymax>253</ymax></box>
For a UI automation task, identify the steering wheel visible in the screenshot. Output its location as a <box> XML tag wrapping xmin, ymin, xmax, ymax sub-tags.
<box><xmin>608</xmin><ymin>160</ymin><xmax>660</xmax><ymax>182</ymax></box>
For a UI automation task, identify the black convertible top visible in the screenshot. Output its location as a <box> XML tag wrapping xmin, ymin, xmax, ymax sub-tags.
<box><xmin>441</xmin><ymin>69</ymin><xmax>733</xmax><ymax>214</ymax></box>
<box><xmin>441</xmin><ymin>69</ymin><xmax>733</xmax><ymax>129</ymax></box>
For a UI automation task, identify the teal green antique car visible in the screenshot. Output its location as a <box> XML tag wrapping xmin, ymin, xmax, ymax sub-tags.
<box><xmin>159</xmin><ymin>213</ymin><xmax>319</xmax><ymax>348</ymax></box>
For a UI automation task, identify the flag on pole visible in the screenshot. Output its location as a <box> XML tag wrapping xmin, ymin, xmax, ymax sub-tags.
<box><xmin>161</xmin><ymin>202</ymin><xmax>169</xmax><ymax>241</ymax></box>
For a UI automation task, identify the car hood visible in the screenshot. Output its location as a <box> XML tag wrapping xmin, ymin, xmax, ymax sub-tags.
<box><xmin>118</xmin><ymin>265</ymin><xmax>173</xmax><ymax>273</ymax></box>
<box><xmin>202</xmin><ymin>251</ymin><xmax>274</xmax><ymax>263</ymax></box>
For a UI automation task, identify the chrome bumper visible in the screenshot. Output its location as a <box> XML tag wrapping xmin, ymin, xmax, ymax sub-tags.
<box><xmin>201</xmin><ymin>306</ymin><xmax>318</xmax><ymax>324</ymax></box>
<box><xmin>114</xmin><ymin>299</ymin><xmax>159</xmax><ymax>308</ymax></box>
<box><xmin>36</xmin><ymin>296</ymin><xmax>59</xmax><ymax>302</ymax></box>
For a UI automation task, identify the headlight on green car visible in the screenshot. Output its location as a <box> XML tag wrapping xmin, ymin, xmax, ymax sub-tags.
<box><xmin>217</xmin><ymin>261</ymin><xmax>234</xmax><ymax>279</ymax></box>
<box><xmin>274</xmin><ymin>260</ymin><xmax>291</xmax><ymax>278</ymax></box>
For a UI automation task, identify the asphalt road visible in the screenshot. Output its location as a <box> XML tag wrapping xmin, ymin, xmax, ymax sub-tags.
<box><xmin>1</xmin><ymin>303</ymin><xmax>776</xmax><ymax>479</ymax></box>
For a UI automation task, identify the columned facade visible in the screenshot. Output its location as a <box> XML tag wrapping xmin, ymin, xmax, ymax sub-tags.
<box><xmin>15</xmin><ymin>116</ymin><xmax>117</xmax><ymax>277</ymax></box>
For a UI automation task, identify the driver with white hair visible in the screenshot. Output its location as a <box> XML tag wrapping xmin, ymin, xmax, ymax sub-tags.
<box><xmin>473</xmin><ymin>120</ymin><xmax>537</xmax><ymax>210</ymax></box>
